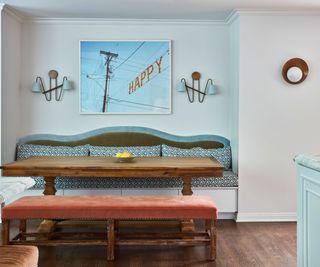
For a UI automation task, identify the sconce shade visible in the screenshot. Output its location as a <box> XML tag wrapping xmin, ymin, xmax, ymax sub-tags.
<box><xmin>207</xmin><ymin>84</ymin><xmax>216</xmax><ymax>95</ymax></box>
<box><xmin>176</xmin><ymin>81</ymin><xmax>186</xmax><ymax>92</ymax></box>
<box><xmin>62</xmin><ymin>79</ymin><xmax>72</xmax><ymax>90</ymax></box>
<box><xmin>31</xmin><ymin>81</ymin><xmax>42</xmax><ymax>93</ymax></box>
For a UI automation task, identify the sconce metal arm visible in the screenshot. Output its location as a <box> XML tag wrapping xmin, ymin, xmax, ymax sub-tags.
<box><xmin>179</xmin><ymin>72</ymin><xmax>214</xmax><ymax>103</ymax></box>
<box><xmin>181</xmin><ymin>78</ymin><xmax>194</xmax><ymax>103</ymax></box>
<box><xmin>40</xmin><ymin>76</ymin><xmax>67</xmax><ymax>101</ymax></box>
<box><xmin>185</xmin><ymin>84</ymin><xmax>206</xmax><ymax>95</ymax></box>
<box><xmin>36</xmin><ymin>77</ymin><xmax>52</xmax><ymax>101</ymax></box>
<box><xmin>181</xmin><ymin>78</ymin><xmax>209</xmax><ymax>103</ymax></box>
<box><xmin>41</xmin><ymin>84</ymin><xmax>63</xmax><ymax>94</ymax></box>
<box><xmin>199</xmin><ymin>78</ymin><xmax>213</xmax><ymax>103</ymax></box>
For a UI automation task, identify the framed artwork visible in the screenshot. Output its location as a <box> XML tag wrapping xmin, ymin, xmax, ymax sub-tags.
<box><xmin>80</xmin><ymin>40</ymin><xmax>171</xmax><ymax>114</ymax></box>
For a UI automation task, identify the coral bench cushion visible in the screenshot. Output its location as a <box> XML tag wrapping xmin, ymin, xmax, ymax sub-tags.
<box><xmin>2</xmin><ymin>196</ymin><xmax>217</xmax><ymax>220</ymax></box>
<box><xmin>0</xmin><ymin>245</ymin><xmax>38</xmax><ymax>267</ymax></box>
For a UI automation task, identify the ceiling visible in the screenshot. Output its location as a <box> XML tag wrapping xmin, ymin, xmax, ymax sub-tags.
<box><xmin>2</xmin><ymin>0</ymin><xmax>320</xmax><ymax>20</ymax></box>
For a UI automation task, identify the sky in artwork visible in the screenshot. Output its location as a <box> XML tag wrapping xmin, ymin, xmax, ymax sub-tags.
<box><xmin>80</xmin><ymin>41</ymin><xmax>170</xmax><ymax>113</ymax></box>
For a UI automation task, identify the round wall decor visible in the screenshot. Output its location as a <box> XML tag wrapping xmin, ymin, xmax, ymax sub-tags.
<box><xmin>282</xmin><ymin>58</ymin><xmax>309</xmax><ymax>85</ymax></box>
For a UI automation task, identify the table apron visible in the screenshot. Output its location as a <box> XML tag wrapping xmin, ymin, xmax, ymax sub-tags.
<box><xmin>2</xmin><ymin>169</ymin><xmax>223</xmax><ymax>177</ymax></box>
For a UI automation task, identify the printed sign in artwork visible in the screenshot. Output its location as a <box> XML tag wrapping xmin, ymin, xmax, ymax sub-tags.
<box><xmin>80</xmin><ymin>40</ymin><xmax>171</xmax><ymax>114</ymax></box>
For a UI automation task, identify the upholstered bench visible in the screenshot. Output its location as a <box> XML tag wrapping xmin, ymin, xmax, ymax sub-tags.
<box><xmin>15</xmin><ymin>126</ymin><xmax>238</xmax><ymax>191</ymax></box>
<box><xmin>0</xmin><ymin>245</ymin><xmax>38</xmax><ymax>267</ymax></box>
<box><xmin>2</xmin><ymin>195</ymin><xmax>217</xmax><ymax>261</ymax></box>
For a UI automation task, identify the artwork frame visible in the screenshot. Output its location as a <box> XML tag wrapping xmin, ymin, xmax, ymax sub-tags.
<box><xmin>79</xmin><ymin>40</ymin><xmax>172</xmax><ymax>114</ymax></box>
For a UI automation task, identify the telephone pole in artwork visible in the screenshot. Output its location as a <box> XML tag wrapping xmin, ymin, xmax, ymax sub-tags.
<box><xmin>100</xmin><ymin>50</ymin><xmax>118</xmax><ymax>112</ymax></box>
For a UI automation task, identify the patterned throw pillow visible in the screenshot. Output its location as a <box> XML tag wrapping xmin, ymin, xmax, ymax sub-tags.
<box><xmin>16</xmin><ymin>144</ymin><xmax>90</xmax><ymax>160</ymax></box>
<box><xmin>162</xmin><ymin>144</ymin><xmax>232</xmax><ymax>170</ymax></box>
<box><xmin>89</xmin><ymin>145</ymin><xmax>161</xmax><ymax>157</ymax></box>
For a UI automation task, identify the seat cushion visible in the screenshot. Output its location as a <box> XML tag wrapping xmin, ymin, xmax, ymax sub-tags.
<box><xmin>0</xmin><ymin>245</ymin><xmax>38</xmax><ymax>267</ymax></box>
<box><xmin>30</xmin><ymin>171</ymin><xmax>238</xmax><ymax>189</ymax></box>
<box><xmin>2</xmin><ymin>196</ymin><xmax>217</xmax><ymax>220</ymax></box>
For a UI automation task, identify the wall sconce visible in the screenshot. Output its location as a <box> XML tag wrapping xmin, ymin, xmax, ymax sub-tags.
<box><xmin>176</xmin><ymin>71</ymin><xmax>216</xmax><ymax>103</ymax></box>
<box><xmin>282</xmin><ymin>58</ymin><xmax>309</xmax><ymax>85</ymax></box>
<box><xmin>32</xmin><ymin>70</ymin><xmax>73</xmax><ymax>101</ymax></box>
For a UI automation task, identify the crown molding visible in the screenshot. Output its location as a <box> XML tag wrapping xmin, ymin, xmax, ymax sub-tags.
<box><xmin>2</xmin><ymin>5</ymin><xmax>24</xmax><ymax>23</ymax></box>
<box><xmin>23</xmin><ymin>17</ymin><xmax>228</xmax><ymax>26</ymax></box>
<box><xmin>225</xmin><ymin>10</ymin><xmax>239</xmax><ymax>25</ymax></box>
<box><xmin>2</xmin><ymin>6</ymin><xmax>320</xmax><ymax>26</ymax></box>
<box><xmin>226</xmin><ymin>8</ymin><xmax>320</xmax><ymax>25</ymax></box>
<box><xmin>234</xmin><ymin>8</ymin><xmax>320</xmax><ymax>17</ymax></box>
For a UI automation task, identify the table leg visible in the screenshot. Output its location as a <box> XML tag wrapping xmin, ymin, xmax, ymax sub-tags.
<box><xmin>181</xmin><ymin>175</ymin><xmax>195</xmax><ymax>232</ymax></box>
<box><xmin>43</xmin><ymin>176</ymin><xmax>57</xmax><ymax>196</ymax></box>
<box><xmin>38</xmin><ymin>176</ymin><xmax>57</xmax><ymax>238</ymax></box>
<box><xmin>182</xmin><ymin>175</ymin><xmax>193</xmax><ymax>196</ymax></box>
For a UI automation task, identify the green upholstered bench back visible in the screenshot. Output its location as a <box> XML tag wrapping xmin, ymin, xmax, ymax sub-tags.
<box><xmin>17</xmin><ymin>126</ymin><xmax>230</xmax><ymax>149</ymax></box>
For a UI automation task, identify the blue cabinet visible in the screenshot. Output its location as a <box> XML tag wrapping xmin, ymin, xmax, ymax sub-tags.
<box><xmin>296</xmin><ymin>155</ymin><xmax>320</xmax><ymax>267</ymax></box>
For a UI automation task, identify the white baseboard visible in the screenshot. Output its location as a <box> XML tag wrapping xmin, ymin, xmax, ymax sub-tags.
<box><xmin>218</xmin><ymin>212</ymin><xmax>236</xmax><ymax>220</ymax></box>
<box><xmin>236</xmin><ymin>212</ymin><xmax>297</xmax><ymax>222</ymax></box>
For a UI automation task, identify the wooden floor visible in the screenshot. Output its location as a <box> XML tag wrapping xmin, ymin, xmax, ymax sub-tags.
<box><xmin>0</xmin><ymin>220</ymin><xmax>296</xmax><ymax>267</ymax></box>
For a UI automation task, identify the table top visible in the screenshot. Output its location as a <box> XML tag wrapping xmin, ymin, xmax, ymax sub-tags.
<box><xmin>1</xmin><ymin>156</ymin><xmax>223</xmax><ymax>178</ymax></box>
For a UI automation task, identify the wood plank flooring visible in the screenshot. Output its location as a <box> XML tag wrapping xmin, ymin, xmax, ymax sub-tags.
<box><xmin>0</xmin><ymin>220</ymin><xmax>296</xmax><ymax>267</ymax></box>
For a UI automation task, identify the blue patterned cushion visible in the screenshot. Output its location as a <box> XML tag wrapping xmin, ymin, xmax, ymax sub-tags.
<box><xmin>16</xmin><ymin>144</ymin><xmax>89</xmax><ymax>160</ymax></box>
<box><xmin>89</xmin><ymin>145</ymin><xmax>161</xmax><ymax>157</ymax></box>
<box><xmin>31</xmin><ymin>171</ymin><xmax>238</xmax><ymax>189</ymax></box>
<box><xmin>161</xmin><ymin>144</ymin><xmax>232</xmax><ymax>170</ymax></box>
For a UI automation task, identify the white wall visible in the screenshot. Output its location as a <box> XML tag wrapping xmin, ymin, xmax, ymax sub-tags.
<box><xmin>228</xmin><ymin>17</ymin><xmax>239</xmax><ymax>174</ymax></box>
<box><xmin>0</xmin><ymin>5</ymin><xmax>2</xmax><ymax>164</ymax></box>
<box><xmin>236</xmin><ymin>14</ymin><xmax>320</xmax><ymax>221</ymax></box>
<box><xmin>8</xmin><ymin>21</ymin><xmax>230</xmax><ymax>163</ymax></box>
<box><xmin>1</xmin><ymin>9</ymin><xmax>21</xmax><ymax>164</ymax></box>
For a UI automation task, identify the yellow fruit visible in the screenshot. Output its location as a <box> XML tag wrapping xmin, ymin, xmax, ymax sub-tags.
<box><xmin>115</xmin><ymin>151</ymin><xmax>132</xmax><ymax>158</ymax></box>
<box><xmin>121</xmin><ymin>151</ymin><xmax>131</xmax><ymax>158</ymax></box>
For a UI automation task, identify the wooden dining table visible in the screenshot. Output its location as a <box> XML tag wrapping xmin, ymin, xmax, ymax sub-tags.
<box><xmin>1</xmin><ymin>156</ymin><xmax>223</xmax><ymax>233</ymax></box>
<box><xmin>1</xmin><ymin>156</ymin><xmax>223</xmax><ymax>197</ymax></box>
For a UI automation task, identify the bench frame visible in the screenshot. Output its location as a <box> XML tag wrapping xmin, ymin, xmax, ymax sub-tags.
<box><xmin>2</xmin><ymin>218</ymin><xmax>217</xmax><ymax>261</ymax></box>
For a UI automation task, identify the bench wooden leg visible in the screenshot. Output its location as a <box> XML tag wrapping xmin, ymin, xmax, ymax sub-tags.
<box><xmin>19</xmin><ymin>219</ymin><xmax>27</xmax><ymax>241</ymax></box>
<box><xmin>208</xmin><ymin>219</ymin><xmax>217</xmax><ymax>261</ymax></box>
<box><xmin>180</xmin><ymin>220</ymin><xmax>195</xmax><ymax>233</ymax></box>
<box><xmin>107</xmin><ymin>219</ymin><xmax>115</xmax><ymax>261</ymax></box>
<box><xmin>115</xmin><ymin>220</ymin><xmax>119</xmax><ymax>233</ymax></box>
<box><xmin>1</xmin><ymin>219</ymin><xmax>10</xmax><ymax>245</ymax></box>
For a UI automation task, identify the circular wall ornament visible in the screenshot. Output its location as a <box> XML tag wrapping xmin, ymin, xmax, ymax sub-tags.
<box><xmin>48</xmin><ymin>70</ymin><xmax>59</xmax><ymax>79</ymax></box>
<box><xmin>282</xmin><ymin>58</ymin><xmax>309</xmax><ymax>84</ymax></box>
